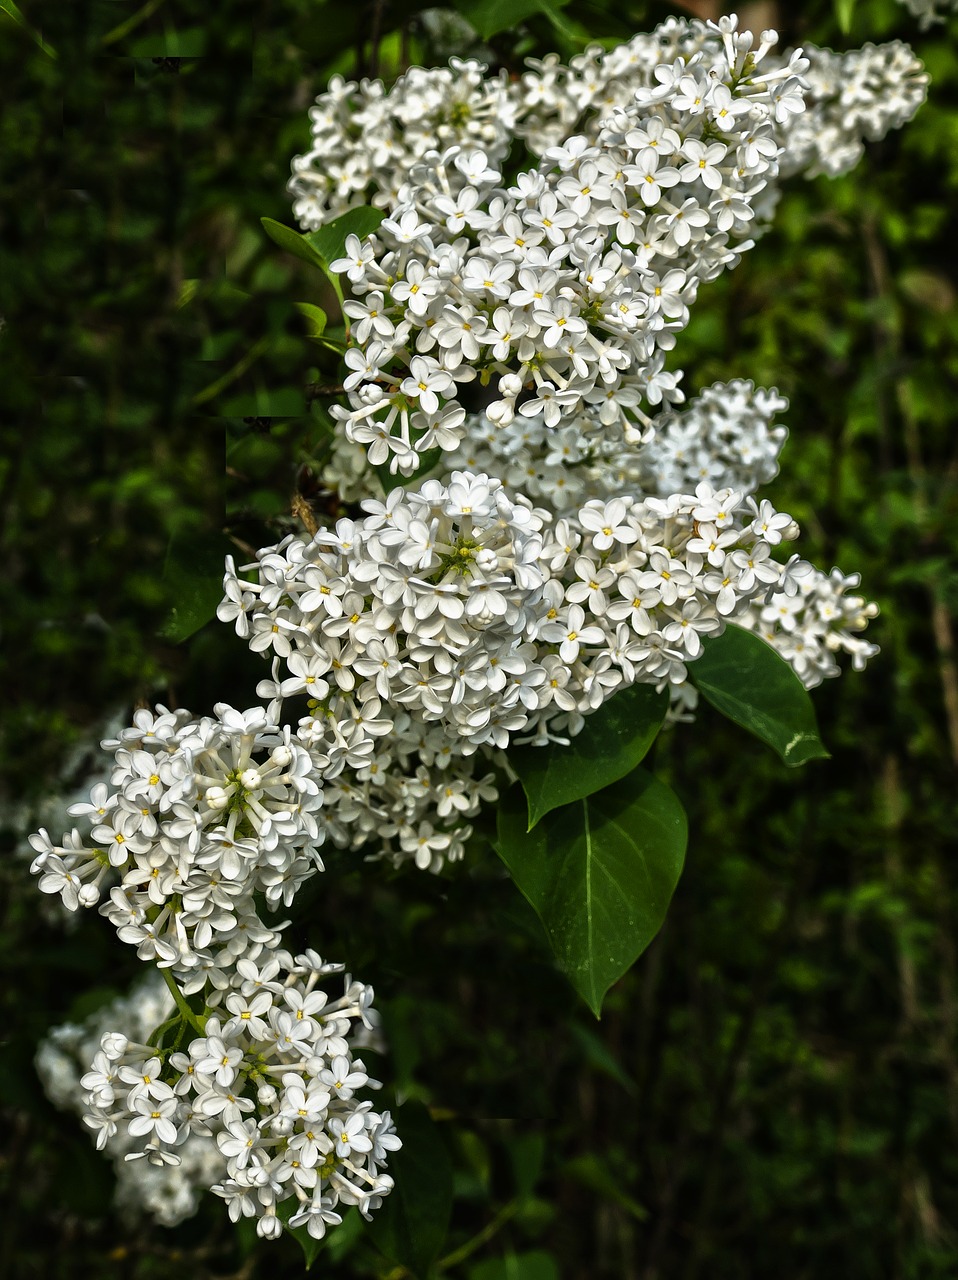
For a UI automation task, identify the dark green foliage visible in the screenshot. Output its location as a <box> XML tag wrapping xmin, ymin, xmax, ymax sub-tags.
<box><xmin>496</xmin><ymin>772</ymin><xmax>688</xmax><ymax>1015</ymax></box>
<box><xmin>367</xmin><ymin>1102</ymin><xmax>454</xmax><ymax>1277</ymax></box>
<box><xmin>689</xmin><ymin>625</ymin><xmax>830</xmax><ymax>767</ymax></box>
<box><xmin>509</xmin><ymin>683</ymin><xmax>668</xmax><ymax>828</ymax></box>
<box><xmin>3</xmin><ymin>0</ymin><xmax>958</xmax><ymax>1277</ymax></box>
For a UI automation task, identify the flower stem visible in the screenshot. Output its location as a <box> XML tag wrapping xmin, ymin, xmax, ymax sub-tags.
<box><xmin>436</xmin><ymin>1200</ymin><xmax>519</xmax><ymax>1271</ymax></box>
<box><xmin>160</xmin><ymin>967</ymin><xmax>207</xmax><ymax>1035</ymax></box>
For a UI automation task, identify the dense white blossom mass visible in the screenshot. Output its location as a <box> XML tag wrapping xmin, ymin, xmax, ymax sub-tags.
<box><xmin>38</xmin><ymin>960</ymin><xmax>396</xmax><ymax>1239</ymax></box>
<box><xmin>30</xmin><ymin>13</ymin><xmax>924</xmax><ymax>1245</ymax></box>
<box><xmin>288</xmin><ymin>17</ymin><xmax>926</xmax><ymax>520</ymax></box>
<box><xmin>321</xmin><ymin>30</ymin><xmax>815</xmax><ymax>473</ymax></box>
<box><xmin>289</xmin><ymin>19</ymin><xmax>927</xmax><ymax>227</ymax></box>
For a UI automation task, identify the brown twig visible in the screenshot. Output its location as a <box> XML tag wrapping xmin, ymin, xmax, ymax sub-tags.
<box><xmin>305</xmin><ymin>381</ymin><xmax>346</xmax><ymax>401</ymax></box>
<box><xmin>291</xmin><ymin>492</ymin><xmax>320</xmax><ymax>537</ymax></box>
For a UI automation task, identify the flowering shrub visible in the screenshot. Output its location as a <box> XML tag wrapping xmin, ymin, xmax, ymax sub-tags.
<box><xmin>28</xmin><ymin>11</ymin><xmax>928</xmax><ymax>1267</ymax></box>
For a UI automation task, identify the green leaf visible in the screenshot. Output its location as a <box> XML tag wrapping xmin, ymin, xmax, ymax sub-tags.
<box><xmin>563</xmin><ymin>1154</ymin><xmax>648</xmax><ymax>1221</ymax></box>
<box><xmin>494</xmin><ymin>771</ymin><xmax>687</xmax><ymax>1017</ymax></box>
<box><xmin>374</xmin><ymin>448</ymin><xmax>444</xmax><ymax>495</ymax></box>
<box><xmin>176</xmin><ymin>278</ymin><xmax>200</xmax><ymax>310</ymax></box>
<box><xmin>324</xmin><ymin>1207</ymin><xmax>364</xmax><ymax>1262</ymax></box>
<box><xmin>368</xmin><ymin>1101</ymin><xmax>452</xmax><ymax>1278</ymax></box>
<box><xmin>160</xmin><ymin>529</ymin><xmax>233</xmax><ymax>643</ymax></box>
<box><xmin>509</xmin><ymin>1132</ymin><xmax>545</xmax><ymax>1201</ymax></box>
<box><xmin>260</xmin><ymin>216</ymin><xmax>327</xmax><ymax>269</ymax></box>
<box><xmin>509</xmin><ymin>683</ymin><xmax>667</xmax><ymax>829</ymax></box>
<box><xmin>569</xmin><ymin>1022</ymin><xmax>636</xmax><ymax>1095</ymax></box>
<box><xmin>295</xmin><ymin>301</ymin><xmax>327</xmax><ymax>339</ymax></box>
<box><xmin>456</xmin><ymin>0</ymin><xmax>570</xmax><ymax>40</ymax></box>
<box><xmin>835</xmin><ymin>0</ymin><xmax>856</xmax><ymax>34</ymax></box>
<box><xmin>277</xmin><ymin>1197</ymin><xmax>323</xmax><ymax>1269</ymax></box>
<box><xmin>470</xmin><ymin>1252</ymin><xmax>559</xmax><ymax>1280</ymax></box>
<box><xmin>307</xmin><ymin>206</ymin><xmax>386</xmax><ymax>268</ymax></box>
<box><xmin>1</xmin><ymin>0</ymin><xmax>56</xmax><ymax>57</ymax></box>
<box><xmin>688</xmin><ymin>625</ymin><xmax>829</xmax><ymax>767</ymax></box>
<box><xmin>261</xmin><ymin>209</ymin><xmax>383</xmax><ymax>311</ymax></box>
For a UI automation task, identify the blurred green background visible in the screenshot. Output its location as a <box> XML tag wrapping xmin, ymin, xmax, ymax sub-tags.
<box><xmin>1</xmin><ymin>0</ymin><xmax>957</xmax><ymax>1276</ymax></box>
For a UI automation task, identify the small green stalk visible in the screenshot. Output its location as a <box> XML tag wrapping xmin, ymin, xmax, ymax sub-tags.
<box><xmin>160</xmin><ymin>967</ymin><xmax>208</xmax><ymax>1036</ymax></box>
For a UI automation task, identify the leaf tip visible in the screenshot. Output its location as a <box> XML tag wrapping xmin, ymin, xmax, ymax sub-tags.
<box><xmin>782</xmin><ymin>733</ymin><xmax>831</xmax><ymax>767</ymax></box>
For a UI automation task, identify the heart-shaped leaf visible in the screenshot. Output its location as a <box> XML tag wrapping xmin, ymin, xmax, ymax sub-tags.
<box><xmin>688</xmin><ymin>624</ymin><xmax>829</xmax><ymax>767</ymax></box>
<box><xmin>495</xmin><ymin>770</ymin><xmax>687</xmax><ymax>1017</ymax></box>
<box><xmin>509</xmin><ymin>682</ymin><xmax>667</xmax><ymax>829</ymax></box>
<box><xmin>160</xmin><ymin>530</ymin><xmax>235</xmax><ymax>643</ymax></box>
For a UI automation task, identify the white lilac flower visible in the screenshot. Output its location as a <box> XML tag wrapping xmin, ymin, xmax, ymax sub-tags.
<box><xmin>288</xmin><ymin>60</ymin><xmax>518</xmax><ymax>229</ymax></box>
<box><xmin>216</xmin><ymin>467</ymin><xmax>873</xmax><ymax>864</ymax></box>
<box><xmin>292</xmin><ymin>22</ymin><xmax>925</xmax><ymax>508</ymax></box>
<box><xmin>511</xmin><ymin>18</ymin><xmax>926</xmax><ymax>176</ymax></box>
<box><xmin>309</xmin><ymin>24</ymin><xmax>825</xmax><ymax>475</ymax></box>
<box><xmin>316</xmin><ymin>21</ymin><xmax>922</xmax><ymax>478</ymax></box>
<box><xmin>739</xmin><ymin>562</ymin><xmax>880</xmax><ymax>687</ymax></box>
<box><xmin>28</xmin><ymin>704</ymin><xmax>328</xmax><ymax>977</ymax></box>
<box><xmin>63</xmin><ymin>956</ymin><xmax>399</xmax><ymax>1240</ymax></box>
<box><xmin>329</xmin><ymin>375</ymin><xmax>788</xmax><ymax>532</ymax></box>
<box><xmin>778</xmin><ymin>40</ymin><xmax>930</xmax><ymax>180</ymax></box>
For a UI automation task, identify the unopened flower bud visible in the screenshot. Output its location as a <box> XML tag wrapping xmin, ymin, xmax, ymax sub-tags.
<box><xmin>206</xmin><ymin>786</ymin><xmax>229</xmax><ymax>811</ymax></box>
<box><xmin>102</xmin><ymin>1033</ymin><xmax>129</xmax><ymax>1061</ymax></box>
